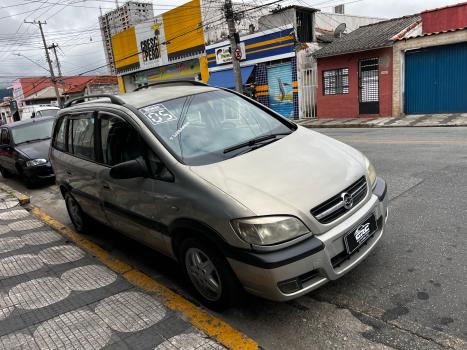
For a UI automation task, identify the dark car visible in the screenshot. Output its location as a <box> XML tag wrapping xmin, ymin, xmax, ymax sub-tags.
<box><xmin>0</xmin><ymin>116</ymin><xmax>55</xmax><ymax>187</ymax></box>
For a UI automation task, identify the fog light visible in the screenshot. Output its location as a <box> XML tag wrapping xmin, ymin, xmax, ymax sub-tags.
<box><xmin>278</xmin><ymin>278</ymin><xmax>301</xmax><ymax>294</ymax></box>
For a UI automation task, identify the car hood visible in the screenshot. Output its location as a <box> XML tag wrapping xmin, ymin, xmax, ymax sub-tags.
<box><xmin>190</xmin><ymin>126</ymin><xmax>367</xmax><ymax>217</ymax></box>
<box><xmin>15</xmin><ymin>139</ymin><xmax>51</xmax><ymax>160</ymax></box>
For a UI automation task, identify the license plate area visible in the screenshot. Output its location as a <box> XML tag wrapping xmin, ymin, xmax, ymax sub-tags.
<box><xmin>344</xmin><ymin>214</ymin><xmax>378</xmax><ymax>254</ymax></box>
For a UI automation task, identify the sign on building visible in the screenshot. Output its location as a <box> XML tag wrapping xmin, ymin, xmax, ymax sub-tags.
<box><xmin>136</xmin><ymin>21</ymin><xmax>168</xmax><ymax>70</ymax></box>
<box><xmin>111</xmin><ymin>0</ymin><xmax>205</xmax><ymax>75</ymax></box>
<box><xmin>215</xmin><ymin>43</ymin><xmax>246</xmax><ymax>64</ymax></box>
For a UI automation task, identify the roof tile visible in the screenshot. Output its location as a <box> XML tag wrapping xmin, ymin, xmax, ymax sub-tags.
<box><xmin>314</xmin><ymin>15</ymin><xmax>421</xmax><ymax>58</ymax></box>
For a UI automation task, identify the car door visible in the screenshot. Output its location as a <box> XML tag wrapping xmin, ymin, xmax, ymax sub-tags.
<box><xmin>64</xmin><ymin>112</ymin><xmax>107</xmax><ymax>224</ymax></box>
<box><xmin>0</xmin><ymin>128</ymin><xmax>16</xmax><ymax>173</ymax></box>
<box><xmin>96</xmin><ymin>111</ymin><xmax>172</xmax><ymax>256</ymax></box>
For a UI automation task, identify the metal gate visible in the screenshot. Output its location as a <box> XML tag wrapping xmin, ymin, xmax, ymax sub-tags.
<box><xmin>405</xmin><ymin>42</ymin><xmax>467</xmax><ymax>114</ymax></box>
<box><xmin>298</xmin><ymin>67</ymin><xmax>316</xmax><ymax>118</ymax></box>
<box><xmin>267</xmin><ymin>63</ymin><xmax>294</xmax><ymax>118</ymax></box>
<box><xmin>359</xmin><ymin>58</ymin><xmax>379</xmax><ymax>114</ymax></box>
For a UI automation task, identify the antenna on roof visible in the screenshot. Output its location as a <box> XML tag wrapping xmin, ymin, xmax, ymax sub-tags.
<box><xmin>334</xmin><ymin>23</ymin><xmax>346</xmax><ymax>38</ymax></box>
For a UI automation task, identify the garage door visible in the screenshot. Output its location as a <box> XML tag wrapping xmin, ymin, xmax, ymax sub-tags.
<box><xmin>405</xmin><ymin>42</ymin><xmax>467</xmax><ymax>114</ymax></box>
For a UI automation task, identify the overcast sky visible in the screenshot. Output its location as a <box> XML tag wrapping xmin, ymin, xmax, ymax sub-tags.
<box><xmin>0</xmin><ymin>0</ymin><xmax>461</xmax><ymax>87</ymax></box>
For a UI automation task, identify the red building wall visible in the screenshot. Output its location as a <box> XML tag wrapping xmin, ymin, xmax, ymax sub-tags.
<box><xmin>316</xmin><ymin>47</ymin><xmax>393</xmax><ymax>118</ymax></box>
<box><xmin>422</xmin><ymin>3</ymin><xmax>467</xmax><ymax>34</ymax></box>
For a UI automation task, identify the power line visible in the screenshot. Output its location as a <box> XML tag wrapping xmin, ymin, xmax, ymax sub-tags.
<box><xmin>24</xmin><ymin>20</ymin><xmax>62</xmax><ymax>107</ymax></box>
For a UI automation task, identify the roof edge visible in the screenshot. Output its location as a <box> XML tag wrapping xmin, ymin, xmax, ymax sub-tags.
<box><xmin>314</xmin><ymin>45</ymin><xmax>392</xmax><ymax>59</ymax></box>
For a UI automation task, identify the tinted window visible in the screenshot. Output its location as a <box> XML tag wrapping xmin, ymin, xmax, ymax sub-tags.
<box><xmin>100</xmin><ymin>114</ymin><xmax>144</xmax><ymax>166</ymax></box>
<box><xmin>68</xmin><ymin>116</ymin><xmax>95</xmax><ymax>160</ymax></box>
<box><xmin>10</xmin><ymin>119</ymin><xmax>54</xmax><ymax>144</ymax></box>
<box><xmin>138</xmin><ymin>90</ymin><xmax>293</xmax><ymax>165</ymax></box>
<box><xmin>53</xmin><ymin>117</ymin><xmax>67</xmax><ymax>151</ymax></box>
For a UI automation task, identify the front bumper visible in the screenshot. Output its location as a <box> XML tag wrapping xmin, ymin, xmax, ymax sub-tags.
<box><xmin>22</xmin><ymin>162</ymin><xmax>55</xmax><ymax>181</ymax></box>
<box><xmin>227</xmin><ymin>177</ymin><xmax>388</xmax><ymax>301</ymax></box>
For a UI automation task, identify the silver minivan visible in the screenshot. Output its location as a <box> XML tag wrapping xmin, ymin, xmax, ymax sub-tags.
<box><xmin>50</xmin><ymin>81</ymin><xmax>388</xmax><ymax>310</ymax></box>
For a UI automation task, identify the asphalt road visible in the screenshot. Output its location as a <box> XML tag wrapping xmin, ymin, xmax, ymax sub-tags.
<box><xmin>2</xmin><ymin>127</ymin><xmax>466</xmax><ymax>350</ymax></box>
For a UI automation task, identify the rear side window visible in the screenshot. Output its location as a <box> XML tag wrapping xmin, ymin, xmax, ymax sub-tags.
<box><xmin>68</xmin><ymin>115</ymin><xmax>95</xmax><ymax>161</ymax></box>
<box><xmin>53</xmin><ymin>117</ymin><xmax>67</xmax><ymax>151</ymax></box>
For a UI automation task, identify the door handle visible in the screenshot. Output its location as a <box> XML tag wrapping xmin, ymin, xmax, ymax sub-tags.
<box><xmin>102</xmin><ymin>184</ymin><xmax>111</xmax><ymax>190</ymax></box>
<box><xmin>66</xmin><ymin>170</ymin><xmax>72</xmax><ymax>175</ymax></box>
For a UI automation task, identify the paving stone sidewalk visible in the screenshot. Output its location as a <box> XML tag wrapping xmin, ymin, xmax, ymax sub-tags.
<box><xmin>296</xmin><ymin>113</ymin><xmax>467</xmax><ymax>128</ymax></box>
<box><xmin>0</xmin><ymin>190</ymin><xmax>225</xmax><ymax>350</ymax></box>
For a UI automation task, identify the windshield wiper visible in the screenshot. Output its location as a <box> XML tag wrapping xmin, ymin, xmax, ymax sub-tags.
<box><xmin>16</xmin><ymin>137</ymin><xmax>50</xmax><ymax>145</ymax></box>
<box><xmin>223</xmin><ymin>132</ymin><xmax>291</xmax><ymax>154</ymax></box>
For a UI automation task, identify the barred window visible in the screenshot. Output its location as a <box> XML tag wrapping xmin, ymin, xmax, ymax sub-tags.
<box><xmin>323</xmin><ymin>68</ymin><xmax>349</xmax><ymax>95</ymax></box>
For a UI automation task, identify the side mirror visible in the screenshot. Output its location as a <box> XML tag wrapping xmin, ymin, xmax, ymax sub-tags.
<box><xmin>109</xmin><ymin>158</ymin><xmax>148</xmax><ymax>179</ymax></box>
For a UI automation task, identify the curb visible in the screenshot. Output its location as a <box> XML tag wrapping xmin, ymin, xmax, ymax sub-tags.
<box><xmin>3</xmin><ymin>185</ymin><xmax>258</xmax><ymax>350</ymax></box>
<box><xmin>296</xmin><ymin>122</ymin><xmax>467</xmax><ymax>129</ymax></box>
<box><xmin>0</xmin><ymin>183</ymin><xmax>30</xmax><ymax>205</ymax></box>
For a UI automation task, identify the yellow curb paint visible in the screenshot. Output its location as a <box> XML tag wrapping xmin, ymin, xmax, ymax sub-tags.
<box><xmin>124</xmin><ymin>270</ymin><xmax>258</xmax><ymax>350</ymax></box>
<box><xmin>18</xmin><ymin>194</ymin><xmax>30</xmax><ymax>205</ymax></box>
<box><xmin>29</xmin><ymin>206</ymin><xmax>258</xmax><ymax>350</ymax></box>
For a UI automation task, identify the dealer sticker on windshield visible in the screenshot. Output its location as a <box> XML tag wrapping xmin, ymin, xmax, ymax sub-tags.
<box><xmin>140</xmin><ymin>104</ymin><xmax>177</xmax><ymax>125</ymax></box>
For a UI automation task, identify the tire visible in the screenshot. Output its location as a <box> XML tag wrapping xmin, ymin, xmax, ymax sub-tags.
<box><xmin>0</xmin><ymin>167</ymin><xmax>13</xmax><ymax>178</ymax></box>
<box><xmin>23</xmin><ymin>176</ymin><xmax>36</xmax><ymax>189</ymax></box>
<box><xmin>179</xmin><ymin>238</ymin><xmax>243</xmax><ymax>311</ymax></box>
<box><xmin>64</xmin><ymin>192</ymin><xmax>89</xmax><ymax>233</ymax></box>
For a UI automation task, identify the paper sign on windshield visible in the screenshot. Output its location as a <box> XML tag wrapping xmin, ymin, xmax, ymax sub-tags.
<box><xmin>140</xmin><ymin>104</ymin><xmax>177</xmax><ymax>125</ymax></box>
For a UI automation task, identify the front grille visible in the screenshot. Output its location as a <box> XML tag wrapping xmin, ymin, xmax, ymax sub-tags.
<box><xmin>311</xmin><ymin>177</ymin><xmax>367</xmax><ymax>224</ymax></box>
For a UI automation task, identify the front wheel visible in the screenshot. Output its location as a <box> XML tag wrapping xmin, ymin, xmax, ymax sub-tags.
<box><xmin>180</xmin><ymin>238</ymin><xmax>243</xmax><ymax>311</ymax></box>
<box><xmin>64</xmin><ymin>192</ymin><xmax>89</xmax><ymax>232</ymax></box>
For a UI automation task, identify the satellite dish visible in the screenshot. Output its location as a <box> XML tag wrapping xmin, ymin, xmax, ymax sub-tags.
<box><xmin>334</xmin><ymin>23</ymin><xmax>346</xmax><ymax>38</ymax></box>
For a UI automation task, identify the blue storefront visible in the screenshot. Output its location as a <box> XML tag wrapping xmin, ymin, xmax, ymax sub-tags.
<box><xmin>206</xmin><ymin>25</ymin><xmax>299</xmax><ymax>118</ymax></box>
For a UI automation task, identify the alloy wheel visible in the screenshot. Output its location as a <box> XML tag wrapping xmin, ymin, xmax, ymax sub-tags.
<box><xmin>66</xmin><ymin>195</ymin><xmax>83</xmax><ymax>230</ymax></box>
<box><xmin>185</xmin><ymin>247</ymin><xmax>222</xmax><ymax>301</ymax></box>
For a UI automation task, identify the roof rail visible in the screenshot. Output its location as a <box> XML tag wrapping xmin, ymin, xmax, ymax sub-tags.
<box><xmin>133</xmin><ymin>80</ymin><xmax>208</xmax><ymax>92</ymax></box>
<box><xmin>64</xmin><ymin>94</ymin><xmax>125</xmax><ymax>108</ymax></box>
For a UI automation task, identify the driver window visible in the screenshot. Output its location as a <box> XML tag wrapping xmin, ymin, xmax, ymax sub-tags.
<box><xmin>99</xmin><ymin>114</ymin><xmax>145</xmax><ymax>166</ymax></box>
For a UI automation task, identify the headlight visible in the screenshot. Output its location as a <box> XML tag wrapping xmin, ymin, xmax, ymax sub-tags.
<box><xmin>26</xmin><ymin>158</ymin><xmax>47</xmax><ymax>167</ymax></box>
<box><xmin>365</xmin><ymin>158</ymin><xmax>377</xmax><ymax>189</ymax></box>
<box><xmin>231</xmin><ymin>216</ymin><xmax>309</xmax><ymax>246</ymax></box>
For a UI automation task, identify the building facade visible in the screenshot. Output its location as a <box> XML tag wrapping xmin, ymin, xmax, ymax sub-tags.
<box><xmin>0</xmin><ymin>98</ymin><xmax>11</xmax><ymax>125</ymax></box>
<box><xmin>314</xmin><ymin>15</ymin><xmax>420</xmax><ymax>118</ymax></box>
<box><xmin>393</xmin><ymin>3</ymin><xmax>467</xmax><ymax>115</ymax></box>
<box><xmin>111</xmin><ymin>0</ymin><xmax>206</xmax><ymax>93</ymax></box>
<box><xmin>205</xmin><ymin>6</ymin><xmax>382</xmax><ymax>118</ymax></box>
<box><xmin>99</xmin><ymin>1</ymin><xmax>154</xmax><ymax>74</ymax></box>
<box><xmin>207</xmin><ymin>25</ymin><xmax>299</xmax><ymax>118</ymax></box>
<box><xmin>11</xmin><ymin>76</ymin><xmax>117</xmax><ymax>118</ymax></box>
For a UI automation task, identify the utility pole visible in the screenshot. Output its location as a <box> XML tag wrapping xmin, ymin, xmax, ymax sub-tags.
<box><xmin>48</xmin><ymin>43</ymin><xmax>62</xmax><ymax>78</ymax></box>
<box><xmin>224</xmin><ymin>0</ymin><xmax>243</xmax><ymax>93</ymax></box>
<box><xmin>24</xmin><ymin>20</ymin><xmax>62</xmax><ymax>108</ymax></box>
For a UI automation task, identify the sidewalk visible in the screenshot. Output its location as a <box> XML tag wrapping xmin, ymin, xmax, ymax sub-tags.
<box><xmin>0</xmin><ymin>189</ymin><xmax>226</xmax><ymax>350</ymax></box>
<box><xmin>296</xmin><ymin>113</ymin><xmax>467</xmax><ymax>128</ymax></box>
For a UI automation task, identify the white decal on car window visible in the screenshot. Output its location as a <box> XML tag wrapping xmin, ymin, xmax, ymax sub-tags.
<box><xmin>169</xmin><ymin>121</ymin><xmax>190</xmax><ymax>140</ymax></box>
<box><xmin>140</xmin><ymin>104</ymin><xmax>177</xmax><ymax>125</ymax></box>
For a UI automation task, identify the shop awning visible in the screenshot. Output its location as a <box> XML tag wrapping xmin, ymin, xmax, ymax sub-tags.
<box><xmin>208</xmin><ymin>66</ymin><xmax>254</xmax><ymax>88</ymax></box>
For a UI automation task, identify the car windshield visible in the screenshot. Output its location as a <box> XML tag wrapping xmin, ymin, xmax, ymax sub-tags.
<box><xmin>38</xmin><ymin>109</ymin><xmax>58</xmax><ymax>117</ymax></box>
<box><xmin>138</xmin><ymin>90</ymin><xmax>294</xmax><ymax>165</ymax></box>
<box><xmin>11</xmin><ymin>119</ymin><xmax>55</xmax><ymax>145</ymax></box>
